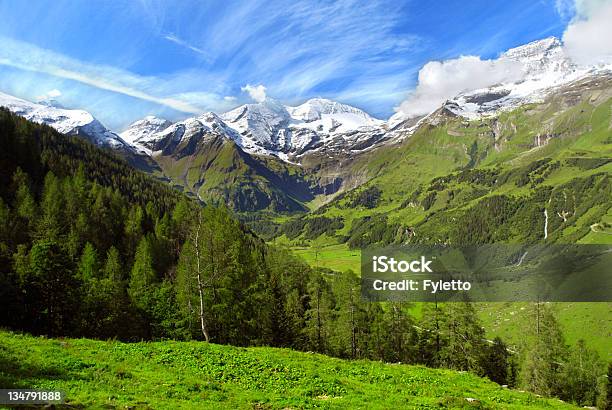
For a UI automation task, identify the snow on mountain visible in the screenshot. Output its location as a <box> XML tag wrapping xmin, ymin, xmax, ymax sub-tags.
<box><xmin>288</xmin><ymin>98</ymin><xmax>383</xmax><ymax>135</ymax></box>
<box><xmin>0</xmin><ymin>91</ymin><xmax>131</xmax><ymax>150</ymax></box>
<box><xmin>120</xmin><ymin>116</ymin><xmax>173</xmax><ymax>145</ymax></box>
<box><xmin>439</xmin><ymin>37</ymin><xmax>610</xmax><ymax>119</ymax></box>
<box><xmin>124</xmin><ymin>97</ymin><xmax>387</xmax><ymax>161</ymax></box>
<box><xmin>125</xmin><ymin>111</ymin><xmax>242</xmax><ymax>156</ymax></box>
<box><xmin>389</xmin><ymin>36</ymin><xmax>612</xmax><ymax>132</ymax></box>
<box><xmin>221</xmin><ymin>98</ymin><xmax>292</xmax><ymax>154</ymax></box>
<box><xmin>219</xmin><ymin>97</ymin><xmax>385</xmax><ymax>158</ymax></box>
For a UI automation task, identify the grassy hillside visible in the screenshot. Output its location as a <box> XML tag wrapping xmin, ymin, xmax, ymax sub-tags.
<box><xmin>275</xmin><ymin>74</ymin><xmax>612</xmax><ymax>247</ymax></box>
<box><xmin>153</xmin><ymin>135</ymin><xmax>316</xmax><ymax>213</ymax></box>
<box><xmin>0</xmin><ymin>331</ymin><xmax>579</xmax><ymax>409</ymax></box>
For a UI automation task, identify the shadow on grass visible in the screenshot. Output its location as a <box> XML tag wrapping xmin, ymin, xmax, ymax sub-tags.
<box><xmin>0</xmin><ymin>342</ymin><xmax>84</xmax><ymax>389</ymax></box>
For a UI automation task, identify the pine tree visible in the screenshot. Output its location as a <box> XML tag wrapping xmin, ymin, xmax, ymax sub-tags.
<box><xmin>597</xmin><ymin>362</ymin><xmax>612</xmax><ymax>410</ymax></box>
<box><xmin>36</xmin><ymin>172</ymin><xmax>63</xmax><ymax>240</ymax></box>
<box><xmin>483</xmin><ymin>336</ymin><xmax>510</xmax><ymax>385</ymax></box>
<box><xmin>304</xmin><ymin>271</ymin><xmax>335</xmax><ymax>353</ymax></box>
<box><xmin>13</xmin><ymin>168</ymin><xmax>38</xmax><ymax>235</ymax></box>
<box><xmin>124</xmin><ymin>205</ymin><xmax>144</xmax><ymax>258</ymax></box>
<box><xmin>520</xmin><ymin>304</ymin><xmax>568</xmax><ymax>397</ymax></box>
<box><xmin>78</xmin><ymin>242</ymin><xmax>99</xmax><ymax>281</ymax></box>
<box><xmin>330</xmin><ymin>271</ymin><xmax>362</xmax><ymax>358</ymax></box>
<box><xmin>128</xmin><ymin>236</ymin><xmax>156</xmax><ymax>311</ymax></box>
<box><xmin>176</xmin><ymin>238</ymin><xmax>202</xmax><ymax>339</ymax></box>
<box><xmin>417</xmin><ymin>303</ymin><xmax>449</xmax><ymax>367</ymax></box>
<box><xmin>441</xmin><ymin>301</ymin><xmax>487</xmax><ymax>374</ymax></box>
<box><xmin>103</xmin><ymin>246</ymin><xmax>123</xmax><ymax>281</ymax></box>
<box><xmin>25</xmin><ymin>240</ymin><xmax>80</xmax><ymax>336</ymax></box>
<box><xmin>380</xmin><ymin>302</ymin><xmax>418</xmax><ymax>364</ymax></box>
<box><xmin>562</xmin><ymin>339</ymin><xmax>603</xmax><ymax>406</ymax></box>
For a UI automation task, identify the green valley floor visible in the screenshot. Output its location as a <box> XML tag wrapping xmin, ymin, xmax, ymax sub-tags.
<box><xmin>0</xmin><ymin>331</ymin><xmax>578</xmax><ymax>409</ymax></box>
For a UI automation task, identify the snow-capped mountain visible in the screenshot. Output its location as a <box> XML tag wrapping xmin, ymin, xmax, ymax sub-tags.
<box><xmin>0</xmin><ymin>91</ymin><xmax>131</xmax><ymax>150</ymax></box>
<box><xmin>122</xmin><ymin>97</ymin><xmax>387</xmax><ymax>161</ymax></box>
<box><xmin>122</xmin><ymin>112</ymin><xmax>242</xmax><ymax>156</ymax></box>
<box><xmin>436</xmin><ymin>37</ymin><xmax>610</xmax><ymax>120</ymax></box>
<box><xmin>120</xmin><ymin>116</ymin><xmax>173</xmax><ymax>147</ymax></box>
<box><xmin>219</xmin><ymin>97</ymin><xmax>385</xmax><ymax>158</ymax></box>
<box><xmin>5</xmin><ymin>36</ymin><xmax>608</xmax><ymax>168</ymax></box>
<box><xmin>389</xmin><ymin>37</ymin><xmax>611</xmax><ymax>131</ymax></box>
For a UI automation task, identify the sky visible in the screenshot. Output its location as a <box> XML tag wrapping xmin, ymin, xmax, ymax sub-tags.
<box><xmin>0</xmin><ymin>0</ymin><xmax>606</xmax><ymax>130</ymax></box>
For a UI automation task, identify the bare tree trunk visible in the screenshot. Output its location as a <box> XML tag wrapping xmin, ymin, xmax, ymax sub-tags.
<box><xmin>194</xmin><ymin>212</ymin><xmax>210</xmax><ymax>342</ymax></box>
<box><xmin>350</xmin><ymin>287</ymin><xmax>356</xmax><ymax>359</ymax></box>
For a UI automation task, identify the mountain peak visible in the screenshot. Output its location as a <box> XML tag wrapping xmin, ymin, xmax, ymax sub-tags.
<box><xmin>502</xmin><ymin>36</ymin><xmax>561</xmax><ymax>59</ymax></box>
<box><xmin>289</xmin><ymin>98</ymin><xmax>375</xmax><ymax>122</ymax></box>
<box><xmin>120</xmin><ymin>116</ymin><xmax>173</xmax><ymax>144</ymax></box>
<box><xmin>0</xmin><ymin>91</ymin><xmax>129</xmax><ymax>149</ymax></box>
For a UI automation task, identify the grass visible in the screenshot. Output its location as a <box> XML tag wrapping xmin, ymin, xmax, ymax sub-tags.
<box><xmin>0</xmin><ymin>330</ymin><xmax>579</xmax><ymax>409</ymax></box>
<box><xmin>475</xmin><ymin>302</ymin><xmax>612</xmax><ymax>359</ymax></box>
<box><xmin>291</xmin><ymin>243</ymin><xmax>361</xmax><ymax>273</ymax></box>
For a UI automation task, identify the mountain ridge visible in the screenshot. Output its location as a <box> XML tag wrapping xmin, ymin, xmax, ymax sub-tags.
<box><xmin>2</xmin><ymin>35</ymin><xmax>611</xmax><ymax>213</ymax></box>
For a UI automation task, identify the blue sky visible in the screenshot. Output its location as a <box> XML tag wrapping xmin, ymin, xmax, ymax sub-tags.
<box><xmin>0</xmin><ymin>0</ymin><xmax>572</xmax><ymax>129</ymax></box>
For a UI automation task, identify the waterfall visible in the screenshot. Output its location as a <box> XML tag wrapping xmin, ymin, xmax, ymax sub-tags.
<box><xmin>543</xmin><ymin>209</ymin><xmax>548</xmax><ymax>240</ymax></box>
<box><xmin>517</xmin><ymin>251</ymin><xmax>528</xmax><ymax>266</ymax></box>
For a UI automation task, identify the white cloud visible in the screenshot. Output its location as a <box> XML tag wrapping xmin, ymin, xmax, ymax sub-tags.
<box><xmin>241</xmin><ymin>84</ymin><xmax>267</xmax><ymax>102</ymax></box>
<box><xmin>223</xmin><ymin>96</ymin><xmax>237</xmax><ymax>102</ymax></box>
<box><xmin>0</xmin><ymin>36</ymin><xmax>204</xmax><ymax>114</ymax></box>
<box><xmin>36</xmin><ymin>88</ymin><xmax>62</xmax><ymax>100</ymax></box>
<box><xmin>394</xmin><ymin>56</ymin><xmax>524</xmax><ymax>118</ymax></box>
<box><xmin>562</xmin><ymin>0</ymin><xmax>612</xmax><ymax>65</ymax></box>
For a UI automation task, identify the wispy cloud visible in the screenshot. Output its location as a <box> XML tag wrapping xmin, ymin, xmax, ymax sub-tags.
<box><xmin>0</xmin><ymin>36</ymin><xmax>205</xmax><ymax>114</ymax></box>
<box><xmin>0</xmin><ymin>0</ymin><xmax>568</xmax><ymax>126</ymax></box>
<box><xmin>555</xmin><ymin>0</ymin><xmax>576</xmax><ymax>19</ymax></box>
<box><xmin>164</xmin><ymin>33</ymin><xmax>212</xmax><ymax>62</ymax></box>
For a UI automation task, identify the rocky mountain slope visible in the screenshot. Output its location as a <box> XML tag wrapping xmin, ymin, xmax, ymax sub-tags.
<box><xmin>122</xmin><ymin>97</ymin><xmax>387</xmax><ymax>162</ymax></box>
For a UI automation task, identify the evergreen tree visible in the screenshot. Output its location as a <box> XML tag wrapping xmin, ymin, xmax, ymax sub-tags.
<box><xmin>329</xmin><ymin>271</ymin><xmax>363</xmax><ymax>358</ymax></box>
<box><xmin>596</xmin><ymin>362</ymin><xmax>612</xmax><ymax>410</ymax></box>
<box><xmin>13</xmin><ymin>168</ymin><xmax>38</xmax><ymax>236</ymax></box>
<box><xmin>562</xmin><ymin>339</ymin><xmax>603</xmax><ymax>406</ymax></box>
<box><xmin>78</xmin><ymin>242</ymin><xmax>99</xmax><ymax>281</ymax></box>
<box><xmin>520</xmin><ymin>304</ymin><xmax>568</xmax><ymax>397</ymax></box>
<box><xmin>23</xmin><ymin>240</ymin><xmax>80</xmax><ymax>336</ymax></box>
<box><xmin>417</xmin><ymin>303</ymin><xmax>448</xmax><ymax>367</ymax></box>
<box><xmin>440</xmin><ymin>301</ymin><xmax>487</xmax><ymax>374</ymax></box>
<box><xmin>483</xmin><ymin>336</ymin><xmax>510</xmax><ymax>385</ymax></box>
<box><xmin>380</xmin><ymin>302</ymin><xmax>418</xmax><ymax>364</ymax></box>
<box><xmin>124</xmin><ymin>205</ymin><xmax>144</xmax><ymax>257</ymax></box>
<box><xmin>176</xmin><ymin>238</ymin><xmax>204</xmax><ymax>339</ymax></box>
<box><xmin>128</xmin><ymin>236</ymin><xmax>156</xmax><ymax>311</ymax></box>
<box><xmin>103</xmin><ymin>246</ymin><xmax>123</xmax><ymax>281</ymax></box>
<box><xmin>36</xmin><ymin>172</ymin><xmax>63</xmax><ymax>241</ymax></box>
<box><xmin>304</xmin><ymin>271</ymin><xmax>335</xmax><ymax>353</ymax></box>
